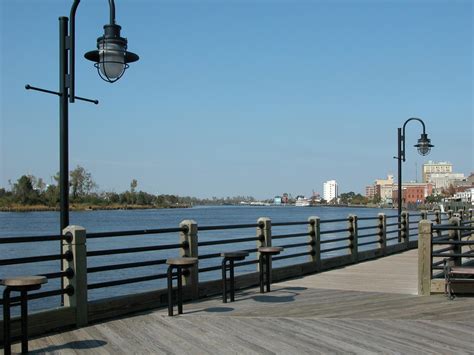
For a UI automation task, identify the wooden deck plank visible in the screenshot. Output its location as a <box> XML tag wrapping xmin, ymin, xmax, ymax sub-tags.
<box><xmin>14</xmin><ymin>250</ymin><xmax>474</xmax><ymax>354</ymax></box>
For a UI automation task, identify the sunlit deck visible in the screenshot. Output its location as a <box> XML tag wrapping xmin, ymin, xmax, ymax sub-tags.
<box><xmin>18</xmin><ymin>249</ymin><xmax>474</xmax><ymax>354</ymax></box>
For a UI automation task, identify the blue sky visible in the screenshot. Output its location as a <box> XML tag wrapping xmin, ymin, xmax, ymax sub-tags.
<box><xmin>0</xmin><ymin>0</ymin><xmax>472</xmax><ymax>199</ymax></box>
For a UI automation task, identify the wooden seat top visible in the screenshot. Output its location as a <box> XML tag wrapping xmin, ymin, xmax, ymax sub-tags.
<box><xmin>1</xmin><ymin>276</ymin><xmax>48</xmax><ymax>287</ymax></box>
<box><xmin>166</xmin><ymin>257</ymin><xmax>198</xmax><ymax>266</ymax></box>
<box><xmin>259</xmin><ymin>246</ymin><xmax>284</xmax><ymax>254</ymax></box>
<box><xmin>221</xmin><ymin>251</ymin><xmax>249</xmax><ymax>258</ymax></box>
<box><xmin>449</xmin><ymin>267</ymin><xmax>474</xmax><ymax>275</ymax></box>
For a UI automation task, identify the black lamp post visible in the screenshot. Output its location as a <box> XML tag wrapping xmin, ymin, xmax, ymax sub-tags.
<box><xmin>396</xmin><ymin>118</ymin><xmax>434</xmax><ymax>219</ymax></box>
<box><xmin>26</xmin><ymin>0</ymin><xmax>139</xmax><ymax>233</ymax></box>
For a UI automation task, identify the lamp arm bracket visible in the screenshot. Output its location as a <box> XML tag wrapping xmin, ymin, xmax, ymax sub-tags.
<box><xmin>25</xmin><ymin>84</ymin><xmax>98</xmax><ymax>105</ymax></box>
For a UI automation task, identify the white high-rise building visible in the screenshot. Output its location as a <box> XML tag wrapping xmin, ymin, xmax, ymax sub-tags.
<box><xmin>323</xmin><ymin>180</ymin><xmax>338</xmax><ymax>203</ymax></box>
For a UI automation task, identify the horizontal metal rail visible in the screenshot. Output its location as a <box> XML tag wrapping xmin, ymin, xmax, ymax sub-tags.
<box><xmin>0</xmin><ymin>288</ymin><xmax>69</xmax><ymax>307</ymax></box>
<box><xmin>320</xmin><ymin>236</ymin><xmax>349</xmax><ymax>244</ymax></box>
<box><xmin>198</xmin><ymin>252</ymin><xmax>222</xmax><ymax>260</ymax></box>
<box><xmin>86</xmin><ymin>227</ymin><xmax>186</xmax><ymax>239</ymax></box>
<box><xmin>198</xmin><ymin>223</ymin><xmax>258</xmax><ymax>231</ymax></box>
<box><xmin>357</xmin><ymin>232</ymin><xmax>379</xmax><ymax>239</ymax></box>
<box><xmin>386</xmin><ymin>229</ymin><xmax>399</xmax><ymax>235</ymax></box>
<box><xmin>272</xmin><ymin>251</ymin><xmax>311</xmax><ymax>261</ymax></box>
<box><xmin>358</xmin><ymin>240</ymin><xmax>380</xmax><ymax>247</ymax></box>
<box><xmin>272</xmin><ymin>221</ymin><xmax>309</xmax><ymax>226</ymax></box>
<box><xmin>386</xmin><ymin>222</ymin><xmax>401</xmax><ymax>227</ymax></box>
<box><xmin>319</xmin><ymin>218</ymin><xmax>347</xmax><ymax>224</ymax></box>
<box><xmin>0</xmin><ymin>234</ymin><xmax>66</xmax><ymax>244</ymax></box>
<box><xmin>198</xmin><ymin>236</ymin><xmax>257</xmax><ymax>247</ymax></box>
<box><xmin>0</xmin><ymin>254</ymin><xmax>65</xmax><ymax>266</ymax></box>
<box><xmin>386</xmin><ymin>236</ymin><xmax>399</xmax><ymax>242</ymax></box>
<box><xmin>272</xmin><ymin>232</ymin><xmax>308</xmax><ymax>239</ymax></box>
<box><xmin>385</xmin><ymin>215</ymin><xmax>399</xmax><ymax>219</ymax></box>
<box><xmin>357</xmin><ymin>225</ymin><xmax>378</xmax><ymax>231</ymax></box>
<box><xmin>432</xmin><ymin>225</ymin><xmax>474</xmax><ymax>231</ymax></box>
<box><xmin>88</xmin><ymin>273</ymin><xmax>170</xmax><ymax>289</ymax></box>
<box><xmin>432</xmin><ymin>252</ymin><xmax>474</xmax><ymax>258</ymax></box>
<box><xmin>277</xmin><ymin>242</ymin><xmax>311</xmax><ymax>249</ymax></box>
<box><xmin>357</xmin><ymin>216</ymin><xmax>380</xmax><ymax>221</ymax></box>
<box><xmin>432</xmin><ymin>240</ymin><xmax>474</xmax><ymax>245</ymax></box>
<box><xmin>320</xmin><ymin>228</ymin><xmax>349</xmax><ymax>235</ymax></box>
<box><xmin>321</xmin><ymin>245</ymin><xmax>349</xmax><ymax>254</ymax></box>
<box><xmin>87</xmin><ymin>243</ymin><xmax>183</xmax><ymax>257</ymax></box>
<box><xmin>432</xmin><ymin>246</ymin><xmax>454</xmax><ymax>254</ymax></box>
<box><xmin>87</xmin><ymin>259</ymin><xmax>168</xmax><ymax>273</ymax></box>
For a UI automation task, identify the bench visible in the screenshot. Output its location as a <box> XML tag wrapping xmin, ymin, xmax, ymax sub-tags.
<box><xmin>444</xmin><ymin>260</ymin><xmax>474</xmax><ymax>300</ymax></box>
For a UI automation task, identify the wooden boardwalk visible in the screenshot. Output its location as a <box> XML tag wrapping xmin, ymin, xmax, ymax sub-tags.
<box><xmin>15</xmin><ymin>250</ymin><xmax>474</xmax><ymax>354</ymax></box>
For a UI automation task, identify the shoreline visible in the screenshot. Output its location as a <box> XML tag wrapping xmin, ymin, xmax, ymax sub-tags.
<box><xmin>0</xmin><ymin>204</ymin><xmax>191</xmax><ymax>212</ymax></box>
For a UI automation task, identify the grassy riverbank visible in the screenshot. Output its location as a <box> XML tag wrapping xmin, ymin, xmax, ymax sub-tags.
<box><xmin>0</xmin><ymin>203</ymin><xmax>191</xmax><ymax>212</ymax></box>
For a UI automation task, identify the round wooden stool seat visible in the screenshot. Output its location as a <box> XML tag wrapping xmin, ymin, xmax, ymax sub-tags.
<box><xmin>221</xmin><ymin>251</ymin><xmax>249</xmax><ymax>259</ymax></box>
<box><xmin>258</xmin><ymin>246</ymin><xmax>283</xmax><ymax>255</ymax></box>
<box><xmin>1</xmin><ymin>276</ymin><xmax>47</xmax><ymax>288</ymax></box>
<box><xmin>166</xmin><ymin>257</ymin><xmax>198</xmax><ymax>267</ymax></box>
<box><xmin>2</xmin><ymin>275</ymin><xmax>48</xmax><ymax>354</ymax></box>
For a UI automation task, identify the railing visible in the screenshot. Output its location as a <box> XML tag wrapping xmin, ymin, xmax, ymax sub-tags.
<box><xmin>418</xmin><ymin>209</ymin><xmax>474</xmax><ymax>296</ymax></box>
<box><xmin>0</xmin><ymin>209</ymin><xmax>458</xmax><ymax>341</ymax></box>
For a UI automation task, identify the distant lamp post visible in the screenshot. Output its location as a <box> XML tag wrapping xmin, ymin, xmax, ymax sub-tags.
<box><xmin>26</xmin><ymin>0</ymin><xmax>139</xmax><ymax>232</ymax></box>
<box><xmin>396</xmin><ymin>118</ymin><xmax>434</xmax><ymax>219</ymax></box>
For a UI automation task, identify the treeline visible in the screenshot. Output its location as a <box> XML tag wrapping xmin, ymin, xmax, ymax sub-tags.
<box><xmin>0</xmin><ymin>166</ymin><xmax>256</xmax><ymax>210</ymax></box>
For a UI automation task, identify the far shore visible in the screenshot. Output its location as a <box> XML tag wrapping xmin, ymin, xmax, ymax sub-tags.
<box><xmin>0</xmin><ymin>204</ymin><xmax>191</xmax><ymax>212</ymax></box>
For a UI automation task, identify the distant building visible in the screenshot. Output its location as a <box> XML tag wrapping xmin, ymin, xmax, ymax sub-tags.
<box><xmin>282</xmin><ymin>193</ymin><xmax>289</xmax><ymax>204</ymax></box>
<box><xmin>375</xmin><ymin>174</ymin><xmax>394</xmax><ymax>203</ymax></box>
<box><xmin>428</xmin><ymin>172</ymin><xmax>465</xmax><ymax>192</ymax></box>
<box><xmin>274</xmin><ymin>196</ymin><xmax>282</xmax><ymax>205</ymax></box>
<box><xmin>392</xmin><ymin>182</ymin><xmax>433</xmax><ymax>206</ymax></box>
<box><xmin>323</xmin><ymin>180</ymin><xmax>338</xmax><ymax>202</ymax></box>
<box><xmin>365</xmin><ymin>185</ymin><xmax>376</xmax><ymax>199</ymax></box>
<box><xmin>422</xmin><ymin>161</ymin><xmax>453</xmax><ymax>183</ymax></box>
<box><xmin>454</xmin><ymin>187</ymin><xmax>474</xmax><ymax>205</ymax></box>
<box><xmin>366</xmin><ymin>174</ymin><xmax>394</xmax><ymax>203</ymax></box>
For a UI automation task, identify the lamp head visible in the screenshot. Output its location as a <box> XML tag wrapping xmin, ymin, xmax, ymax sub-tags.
<box><xmin>414</xmin><ymin>133</ymin><xmax>434</xmax><ymax>156</ymax></box>
<box><xmin>84</xmin><ymin>24</ymin><xmax>139</xmax><ymax>83</ymax></box>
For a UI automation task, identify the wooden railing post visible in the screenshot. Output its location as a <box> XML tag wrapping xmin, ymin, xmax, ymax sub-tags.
<box><xmin>448</xmin><ymin>217</ymin><xmax>461</xmax><ymax>267</ymax></box>
<box><xmin>447</xmin><ymin>210</ymin><xmax>453</xmax><ymax>219</ymax></box>
<box><xmin>377</xmin><ymin>213</ymin><xmax>387</xmax><ymax>255</ymax></box>
<box><xmin>308</xmin><ymin>216</ymin><xmax>321</xmax><ymax>270</ymax></box>
<box><xmin>257</xmin><ymin>217</ymin><xmax>271</xmax><ymax>272</ymax></box>
<box><xmin>401</xmin><ymin>211</ymin><xmax>409</xmax><ymax>246</ymax></box>
<box><xmin>179</xmin><ymin>220</ymin><xmax>199</xmax><ymax>299</ymax></box>
<box><xmin>348</xmin><ymin>215</ymin><xmax>358</xmax><ymax>263</ymax></box>
<box><xmin>470</xmin><ymin>209</ymin><xmax>474</xmax><ymax>240</ymax></box>
<box><xmin>420</xmin><ymin>210</ymin><xmax>428</xmax><ymax>220</ymax></box>
<box><xmin>62</xmin><ymin>225</ymin><xmax>88</xmax><ymax>327</ymax></box>
<box><xmin>418</xmin><ymin>220</ymin><xmax>433</xmax><ymax>296</ymax></box>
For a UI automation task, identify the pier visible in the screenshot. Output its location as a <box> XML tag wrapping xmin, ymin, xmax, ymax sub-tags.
<box><xmin>1</xmin><ymin>209</ymin><xmax>473</xmax><ymax>353</ymax></box>
<box><xmin>14</xmin><ymin>249</ymin><xmax>474</xmax><ymax>354</ymax></box>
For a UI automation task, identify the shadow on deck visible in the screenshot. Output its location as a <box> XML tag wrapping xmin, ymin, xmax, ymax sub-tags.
<box><xmin>13</xmin><ymin>250</ymin><xmax>474</xmax><ymax>354</ymax></box>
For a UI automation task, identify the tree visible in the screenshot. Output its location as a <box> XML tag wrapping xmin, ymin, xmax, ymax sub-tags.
<box><xmin>130</xmin><ymin>179</ymin><xmax>138</xmax><ymax>193</ymax></box>
<box><xmin>70</xmin><ymin>166</ymin><xmax>97</xmax><ymax>200</ymax></box>
<box><xmin>13</xmin><ymin>175</ymin><xmax>37</xmax><ymax>204</ymax></box>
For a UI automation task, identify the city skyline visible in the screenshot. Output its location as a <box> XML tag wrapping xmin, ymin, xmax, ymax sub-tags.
<box><xmin>1</xmin><ymin>1</ymin><xmax>472</xmax><ymax>199</ymax></box>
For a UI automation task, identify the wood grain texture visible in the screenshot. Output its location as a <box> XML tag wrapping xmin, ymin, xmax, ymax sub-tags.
<box><xmin>15</xmin><ymin>250</ymin><xmax>474</xmax><ymax>354</ymax></box>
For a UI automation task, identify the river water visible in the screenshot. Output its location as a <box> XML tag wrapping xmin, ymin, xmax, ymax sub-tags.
<box><xmin>1</xmin><ymin>205</ymin><xmax>401</xmax><ymax>312</ymax></box>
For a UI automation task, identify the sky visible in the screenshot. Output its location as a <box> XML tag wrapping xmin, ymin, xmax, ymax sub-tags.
<box><xmin>0</xmin><ymin>0</ymin><xmax>472</xmax><ymax>199</ymax></box>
